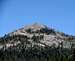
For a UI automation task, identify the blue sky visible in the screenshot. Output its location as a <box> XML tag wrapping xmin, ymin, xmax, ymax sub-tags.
<box><xmin>0</xmin><ymin>0</ymin><xmax>75</xmax><ymax>36</ymax></box>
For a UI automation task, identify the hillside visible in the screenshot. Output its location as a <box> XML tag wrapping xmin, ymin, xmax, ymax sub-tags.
<box><xmin>0</xmin><ymin>23</ymin><xmax>75</xmax><ymax>61</ymax></box>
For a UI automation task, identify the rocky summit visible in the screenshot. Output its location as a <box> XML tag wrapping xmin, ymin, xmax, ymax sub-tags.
<box><xmin>0</xmin><ymin>23</ymin><xmax>75</xmax><ymax>61</ymax></box>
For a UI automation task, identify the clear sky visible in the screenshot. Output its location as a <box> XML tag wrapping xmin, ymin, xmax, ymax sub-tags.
<box><xmin>0</xmin><ymin>0</ymin><xmax>75</xmax><ymax>36</ymax></box>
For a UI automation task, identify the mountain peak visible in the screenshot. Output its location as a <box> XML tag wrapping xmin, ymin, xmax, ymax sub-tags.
<box><xmin>24</xmin><ymin>23</ymin><xmax>46</xmax><ymax>30</ymax></box>
<box><xmin>0</xmin><ymin>23</ymin><xmax>75</xmax><ymax>61</ymax></box>
<box><xmin>7</xmin><ymin>23</ymin><xmax>75</xmax><ymax>41</ymax></box>
<box><xmin>0</xmin><ymin>23</ymin><xmax>75</xmax><ymax>52</ymax></box>
<box><xmin>8</xmin><ymin>23</ymin><xmax>46</xmax><ymax>36</ymax></box>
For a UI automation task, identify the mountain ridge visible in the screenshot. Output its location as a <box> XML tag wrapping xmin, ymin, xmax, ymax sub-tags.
<box><xmin>0</xmin><ymin>23</ymin><xmax>75</xmax><ymax>61</ymax></box>
<box><xmin>0</xmin><ymin>23</ymin><xmax>75</xmax><ymax>49</ymax></box>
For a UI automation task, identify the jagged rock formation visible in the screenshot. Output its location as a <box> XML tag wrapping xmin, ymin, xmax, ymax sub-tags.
<box><xmin>0</xmin><ymin>23</ymin><xmax>75</xmax><ymax>61</ymax></box>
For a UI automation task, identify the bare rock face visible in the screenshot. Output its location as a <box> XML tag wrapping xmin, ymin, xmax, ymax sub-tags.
<box><xmin>0</xmin><ymin>23</ymin><xmax>75</xmax><ymax>50</ymax></box>
<box><xmin>0</xmin><ymin>23</ymin><xmax>75</xmax><ymax>61</ymax></box>
<box><xmin>8</xmin><ymin>23</ymin><xmax>46</xmax><ymax>36</ymax></box>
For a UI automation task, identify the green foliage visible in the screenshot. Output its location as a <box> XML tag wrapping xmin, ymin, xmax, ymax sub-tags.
<box><xmin>26</xmin><ymin>28</ymin><xmax>32</xmax><ymax>33</ymax></box>
<box><xmin>40</xmin><ymin>28</ymin><xmax>56</xmax><ymax>35</ymax></box>
<box><xmin>0</xmin><ymin>34</ymin><xmax>74</xmax><ymax>61</ymax></box>
<box><xmin>0</xmin><ymin>45</ymin><xmax>73</xmax><ymax>61</ymax></box>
